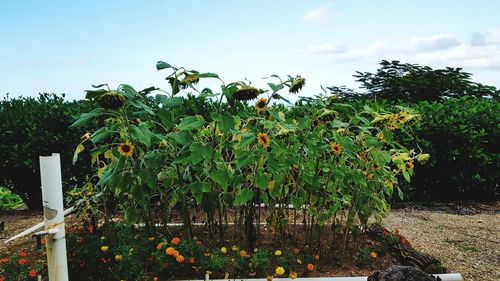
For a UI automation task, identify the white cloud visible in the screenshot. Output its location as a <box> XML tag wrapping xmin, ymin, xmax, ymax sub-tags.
<box><xmin>301</xmin><ymin>4</ymin><xmax>336</xmax><ymax>24</ymax></box>
<box><xmin>303</xmin><ymin>30</ymin><xmax>500</xmax><ymax>71</ymax></box>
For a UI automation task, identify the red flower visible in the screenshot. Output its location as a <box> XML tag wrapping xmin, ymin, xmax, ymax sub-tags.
<box><xmin>41</xmin><ymin>238</ymin><xmax>46</xmax><ymax>245</ymax></box>
<box><xmin>171</xmin><ymin>237</ymin><xmax>180</xmax><ymax>245</ymax></box>
<box><xmin>18</xmin><ymin>258</ymin><xmax>27</xmax><ymax>265</ymax></box>
<box><xmin>0</xmin><ymin>258</ymin><xmax>8</xmax><ymax>264</ymax></box>
<box><xmin>29</xmin><ymin>270</ymin><xmax>37</xmax><ymax>278</ymax></box>
<box><xmin>0</xmin><ymin>276</ymin><xmax>4</xmax><ymax>281</ymax></box>
<box><xmin>19</xmin><ymin>251</ymin><xmax>28</xmax><ymax>257</ymax></box>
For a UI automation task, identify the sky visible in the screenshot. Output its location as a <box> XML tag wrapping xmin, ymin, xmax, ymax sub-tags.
<box><xmin>1</xmin><ymin>0</ymin><xmax>499</xmax><ymax>101</ymax></box>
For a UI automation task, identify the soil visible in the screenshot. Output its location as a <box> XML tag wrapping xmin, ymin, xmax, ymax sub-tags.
<box><xmin>1</xmin><ymin>202</ymin><xmax>498</xmax><ymax>280</ymax></box>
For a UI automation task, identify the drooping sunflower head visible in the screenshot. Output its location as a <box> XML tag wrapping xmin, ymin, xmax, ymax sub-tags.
<box><xmin>117</xmin><ymin>142</ymin><xmax>135</xmax><ymax>158</ymax></box>
<box><xmin>257</xmin><ymin>132</ymin><xmax>271</xmax><ymax>148</ymax></box>
<box><xmin>179</xmin><ymin>74</ymin><xmax>200</xmax><ymax>89</ymax></box>
<box><xmin>289</xmin><ymin>76</ymin><xmax>306</xmax><ymax>94</ymax></box>
<box><xmin>233</xmin><ymin>85</ymin><xmax>260</xmax><ymax>101</ymax></box>
<box><xmin>255</xmin><ymin>98</ymin><xmax>268</xmax><ymax>112</ymax></box>
<box><xmin>98</xmin><ymin>91</ymin><xmax>125</xmax><ymax>110</ymax></box>
<box><xmin>330</xmin><ymin>142</ymin><xmax>342</xmax><ymax>156</ymax></box>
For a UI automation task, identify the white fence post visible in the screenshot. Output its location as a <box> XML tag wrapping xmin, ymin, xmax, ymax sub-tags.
<box><xmin>39</xmin><ymin>153</ymin><xmax>69</xmax><ymax>281</ymax></box>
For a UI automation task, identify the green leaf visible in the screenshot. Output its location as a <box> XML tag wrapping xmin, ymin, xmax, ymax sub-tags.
<box><xmin>210</xmin><ymin>169</ymin><xmax>230</xmax><ymax>190</ymax></box>
<box><xmin>216</xmin><ymin>113</ymin><xmax>236</xmax><ymax>133</ymax></box>
<box><xmin>234</xmin><ymin>188</ymin><xmax>254</xmax><ymax>206</ymax></box>
<box><xmin>124</xmin><ymin>208</ymin><xmax>139</xmax><ymax>225</ymax></box>
<box><xmin>156</xmin><ymin>61</ymin><xmax>172</xmax><ymax>70</ymax></box>
<box><xmin>177</xmin><ymin>115</ymin><xmax>205</xmax><ymax>131</ymax></box>
<box><xmin>70</xmin><ymin>108</ymin><xmax>103</xmax><ymax>128</ymax></box>
<box><xmin>290</xmin><ymin>195</ymin><xmax>305</xmax><ymax>210</ymax></box>
<box><xmin>138</xmin><ymin>169</ymin><xmax>156</xmax><ymax>190</ymax></box>
<box><xmin>131</xmin><ymin>124</ymin><xmax>151</xmax><ymax>147</ymax></box>
<box><xmin>156</xmin><ymin>95</ymin><xmax>184</xmax><ymax>109</ymax></box>
<box><xmin>330</xmin><ymin>119</ymin><xmax>349</xmax><ymax>128</ymax></box>
<box><xmin>198</xmin><ymin>72</ymin><xmax>219</xmax><ymax>78</ymax></box>
<box><xmin>167</xmin><ymin>131</ymin><xmax>191</xmax><ymax>145</ymax></box>
<box><xmin>255</xmin><ymin>170</ymin><xmax>268</xmax><ymax>191</ymax></box>
<box><xmin>268</xmin><ymin>82</ymin><xmax>284</xmax><ymax>93</ymax></box>
<box><xmin>190</xmin><ymin>182</ymin><xmax>209</xmax><ymax>205</ymax></box>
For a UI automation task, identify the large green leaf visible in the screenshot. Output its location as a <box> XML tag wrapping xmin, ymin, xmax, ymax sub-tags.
<box><xmin>234</xmin><ymin>188</ymin><xmax>254</xmax><ymax>206</ymax></box>
<box><xmin>156</xmin><ymin>95</ymin><xmax>184</xmax><ymax>109</ymax></box>
<box><xmin>210</xmin><ymin>169</ymin><xmax>230</xmax><ymax>190</ymax></box>
<box><xmin>156</xmin><ymin>61</ymin><xmax>172</xmax><ymax>70</ymax></box>
<box><xmin>290</xmin><ymin>195</ymin><xmax>305</xmax><ymax>210</ymax></box>
<box><xmin>177</xmin><ymin>115</ymin><xmax>205</xmax><ymax>131</ymax></box>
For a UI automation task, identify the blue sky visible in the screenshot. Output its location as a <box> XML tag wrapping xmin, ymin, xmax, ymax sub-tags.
<box><xmin>1</xmin><ymin>0</ymin><xmax>499</xmax><ymax>100</ymax></box>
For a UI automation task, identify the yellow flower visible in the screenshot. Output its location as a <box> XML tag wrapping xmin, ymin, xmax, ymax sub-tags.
<box><xmin>370</xmin><ymin>251</ymin><xmax>377</xmax><ymax>258</ymax></box>
<box><xmin>100</xmin><ymin>246</ymin><xmax>109</xmax><ymax>252</ymax></box>
<box><xmin>255</xmin><ymin>98</ymin><xmax>268</xmax><ymax>112</ymax></box>
<box><xmin>115</xmin><ymin>255</ymin><xmax>123</xmax><ymax>262</ymax></box>
<box><xmin>117</xmin><ymin>142</ymin><xmax>135</xmax><ymax>158</ymax></box>
<box><xmin>296</xmin><ymin>259</ymin><xmax>302</xmax><ymax>264</ymax></box>
<box><xmin>330</xmin><ymin>142</ymin><xmax>342</xmax><ymax>156</ymax></box>
<box><xmin>417</xmin><ymin>154</ymin><xmax>430</xmax><ymax>162</ymax></box>
<box><xmin>275</xmin><ymin>266</ymin><xmax>285</xmax><ymax>276</ymax></box>
<box><xmin>407</xmin><ymin>160</ymin><xmax>414</xmax><ymax>169</ymax></box>
<box><xmin>257</xmin><ymin>132</ymin><xmax>271</xmax><ymax>148</ymax></box>
<box><xmin>289</xmin><ymin>271</ymin><xmax>298</xmax><ymax>279</ymax></box>
<box><xmin>266</xmin><ymin>276</ymin><xmax>274</xmax><ymax>281</ymax></box>
<box><xmin>220</xmin><ymin>247</ymin><xmax>227</xmax><ymax>254</ymax></box>
<box><xmin>231</xmin><ymin>245</ymin><xmax>239</xmax><ymax>252</ymax></box>
<box><xmin>274</xmin><ymin>250</ymin><xmax>282</xmax><ymax>256</ymax></box>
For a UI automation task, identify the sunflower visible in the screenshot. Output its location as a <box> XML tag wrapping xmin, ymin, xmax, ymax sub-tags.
<box><xmin>98</xmin><ymin>91</ymin><xmax>125</xmax><ymax>110</ymax></box>
<box><xmin>255</xmin><ymin>98</ymin><xmax>267</xmax><ymax>112</ymax></box>
<box><xmin>330</xmin><ymin>142</ymin><xmax>342</xmax><ymax>156</ymax></box>
<box><xmin>257</xmin><ymin>133</ymin><xmax>271</xmax><ymax>148</ymax></box>
<box><xmin>179</xmin><ymin>74</ymin><xmax>200</xmax><ymax>89</ymax></box>
<box><xmin>233</xmin><ymin>85</ymin><xmax>260</xmax><ymax>101</ymax></box>
<box><xmin>289</xmin><ymin>76</ymin><xmax>306</xmax><ymax>94</ymax></box>
<box><xmin>117</xmin><ymin>142</ymin><xmax>135</xmax><ymax>158</ymax></box>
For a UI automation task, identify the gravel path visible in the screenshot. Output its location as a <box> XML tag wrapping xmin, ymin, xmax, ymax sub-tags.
<box><xmin>382</xmin><ymin>209</ymin><xmax>499</xmax><ymax>281</ymax></box>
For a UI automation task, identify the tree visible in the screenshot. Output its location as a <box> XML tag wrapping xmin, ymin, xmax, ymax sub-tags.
<box><xmin>328</xmin><ymin>60</ymin><xmax>498</xmax><ymax>103</ymax></box>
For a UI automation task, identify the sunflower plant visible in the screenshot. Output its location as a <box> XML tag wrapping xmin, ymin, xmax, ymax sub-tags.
<box><xmin>72</xmin><ymin>60</ymin><xmax>426</xmax><ymax>267</ymax></box>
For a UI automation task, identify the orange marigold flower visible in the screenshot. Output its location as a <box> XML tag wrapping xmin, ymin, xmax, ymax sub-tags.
<box><xmin>28</xmin><ymin>270</ymin><xmax>37</xmax><ymax>278</ymax></box>
<box><xmin>165</xmin><ymin>247</ymin><xmax>175</xmax><ymax>256</ymax></box>
<box><xmin>117</xmin><ymin>142</ymin><xmax>135</xmax><ymax>158</ymax></box>
<box><xmin>239</xmin><ymin>250</ymin><xmax>248</xmax><ymax>257</ymax></box>
<box><xmin>370</xmin><ymin>252</ymin><xmax>377</xmax><ymax>258</ymax></box>
<box><xmin>255</xmin><ymin>98</ymin><xmax>267</xmax><ymax>112</ymax></box>
<box><xmin>171</xmin><ymin>237</ymin><xmax>181</xmax><ymax>245</ymax></box>
<box><xmin>289</xmin><ymin>271</ymin><xmax>298</xmax><ymax>279</ymax></box>
<box><xmin>188</xmin><ymin>257</ymin><xmax>195</xmax><ymax>264</ymax></box>
<box><xmin>307</xmin><ymin>263</ymin><xmax>314</xmax><ymax>271</ymax></box>
<box><xmin>156</xmin><ymin>242</ymin><xmax>164</xmax><ymax>251</ymax></box>
<box><xmin>330</xmin><ymin>142</ymin><xmax>342</xmax><ymax>156</ymax></box>
<box><xmin>172</xmin><ymin>250</ymin><xmax>180</xmax><ymax>258</ymax></box>
<box><xmin>176</xmin><ymin>255</ymin><xmax>185</xmax><ymax>263</ymax></box>
<box><xmin>0</xmin><ymin>258</ymin><xmax>8</xmax><ymax>264</ymax></box>
<box><xmin>18</xmin><ymin>259</ymin><xmax>27</xmax><ymax>265</ymax></box>
<box><xmin>314</xmin><ymin>254</ymin><xmax>320</xmax><ymax>261</ymax></box>
<box><xmin>257</xmin><ymin>132</ymin><xmax>271</xmax><ymax>148</ymax></box>
<box><xmin>19</xmin><ymin>251</ymin><xmax>28</xmax><ymax>257</ymax></box>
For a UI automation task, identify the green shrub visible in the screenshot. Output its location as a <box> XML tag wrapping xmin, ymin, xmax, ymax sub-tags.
<box><xmin>406</xmin><ymin>97</ymin><xmax>499</xmax><ymax>200</ymax></box>
<box><xmin>0</xmin><ymin>186</ymin><xmax>25</xmax><ymax>210</ymax></box>
<box><xmin>0</xmin><ymin>94</ymin><xmax>95</xmax><ymax>210</ymax></box>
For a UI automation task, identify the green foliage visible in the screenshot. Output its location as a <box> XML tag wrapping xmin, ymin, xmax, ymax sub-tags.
<box><xmin>0</xmin><ymin>186</ymin><xmax>24</xmax><ymax>210</ymax></box>
<box><xmin>0</xmin><ymin>251</ymin><xmax>44</xmax><ymax>280</ymax></box>
<box><xmin>403</xmin><ymin>97</ymin><xmax>499</xmax><ymax>200</ymax></box>
<box><xmin>329</xmin><ymin>60</ymin><xmax>498</xmax><ymax>103</ymax></box>
<box><xmin>0</xmin><ymin>94</ymin><xmax>95</xmax><ymax>209</ymax></box>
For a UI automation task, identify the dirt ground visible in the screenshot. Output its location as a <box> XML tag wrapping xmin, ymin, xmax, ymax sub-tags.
<box><xmin>382</xmin><ymin>205</ymin><xmax>499</xmax><ymax>281</ymax></box>
<box><xmin>1</xmin><ymin>204</ymin><xmax>499</xmax><ymax>280</ymax></box>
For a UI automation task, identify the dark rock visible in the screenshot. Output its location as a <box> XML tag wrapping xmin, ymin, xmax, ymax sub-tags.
<box><xmin>368</xmin><ymin>266</ymin><xmax>441</xmax><ymax>281</ymax></box>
